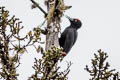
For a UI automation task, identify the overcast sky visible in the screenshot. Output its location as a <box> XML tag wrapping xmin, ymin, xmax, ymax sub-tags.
<box><xmin>0</xmin><ymin>0</ymin><xmax>120</xmax><ymax>80</ymax></box>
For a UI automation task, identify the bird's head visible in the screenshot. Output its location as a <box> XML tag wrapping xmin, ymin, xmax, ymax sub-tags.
<box><xmin>65</xmin><ymin>15</ymin><xmax>82</xmax><ymax>29</ymax></box>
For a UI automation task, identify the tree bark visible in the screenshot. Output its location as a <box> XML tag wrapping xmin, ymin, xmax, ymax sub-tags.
<box><xmin>45</xmin><ymin>0</ymin><xmax>60</xmax><ymax>51</ymax></box>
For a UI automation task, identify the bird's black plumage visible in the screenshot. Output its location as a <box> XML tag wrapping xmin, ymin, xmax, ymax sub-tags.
<box><xmin>59</xmin><ymin>15</ymin><xmax>82</xmax><ymax>54</ymax></box>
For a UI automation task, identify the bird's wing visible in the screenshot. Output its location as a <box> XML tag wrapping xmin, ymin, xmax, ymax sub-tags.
<box><xmin>59</xmin><ymin>28</ymin><xmax>69</xmax><ymax>47</ymax></box>
<box><xmin>63</xmin><ymin>29</ymin><xmax>75</xmax><ymax>53</ymax></box>
<box><xmin>59</xmin><ymin>34</ymin><xmax>65</xmax><ymax>47</ymax></box>
<box><xmin>73</xmin><ymin>31</ymin><xmax>78</xmax><ymax>45</ymax></box>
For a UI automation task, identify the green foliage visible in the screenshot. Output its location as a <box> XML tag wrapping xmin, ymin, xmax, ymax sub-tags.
<box><xmin>0</xmin><ymin>7</ymin><xmax>22</xmax><ymax>80</ymax></box>
<box><xmin>85</xmin><ymin>49</ymin><xmax>120</xmax><ymax>80</ymax></box>
<box><xmin>0</xmin><ymin>7</ymin><xmax>43</xmax><ymax>80</ymax></box>
<box><xmin>29</xmin><ymin>46</ymin><xmax>72</xmax><ymax>80</ymax></box>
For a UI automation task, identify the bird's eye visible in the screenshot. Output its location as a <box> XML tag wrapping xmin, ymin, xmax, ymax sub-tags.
<box><xmin>74</xmin><ymin>19</ymin><xmax>80</xmax><ymax>22</ymax></box>
<box><xmin>75</xmin><ymin>19</ymin><xmax>78</xmax><ymax>22</ymax></box>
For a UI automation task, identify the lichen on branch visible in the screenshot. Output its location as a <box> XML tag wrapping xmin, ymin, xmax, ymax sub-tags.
<box><xmin>29</xmin><ymin>46</ymin><xmax>72</xmax><ymax>80</ymax></box>
<box><xmin>0</xmin><ymin>7</ymin><xmax>44</xmax><ymax>80</ymax></box>
<box><xmin>85</xmin><ymin>49</ymin><xmax>120</xmax><ymax>80</ymax></box>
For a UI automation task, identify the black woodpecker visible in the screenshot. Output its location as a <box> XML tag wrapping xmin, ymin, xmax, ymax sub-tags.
<box><xmin>59</xmin><ymin>15</ymin><xmax>82</xmax><ymax>55</ymax></box>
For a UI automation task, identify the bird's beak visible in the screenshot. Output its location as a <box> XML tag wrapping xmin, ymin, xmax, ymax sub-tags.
<box><xmin>65</xmin><ymin>15</ymin><xmax>73</xmax><ymax>21</ymax></box>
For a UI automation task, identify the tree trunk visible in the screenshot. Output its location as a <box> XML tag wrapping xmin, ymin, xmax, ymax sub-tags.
<box><xmin>45</xmin><ymin>0</ymin><xmax>60</xmax><ymax>51</ymax></box>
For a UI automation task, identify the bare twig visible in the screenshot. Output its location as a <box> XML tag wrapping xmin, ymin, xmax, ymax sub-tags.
<box><xmin>30</xmin><ymin>0</ymin><xmax>47</xmax><ymax>16</ymax></box>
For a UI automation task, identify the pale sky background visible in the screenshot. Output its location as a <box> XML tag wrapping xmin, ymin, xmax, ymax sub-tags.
<box><xmin>0</xmin><ymin>0</ymin><xmax>120</xmax><ymax>80</ymax></box>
